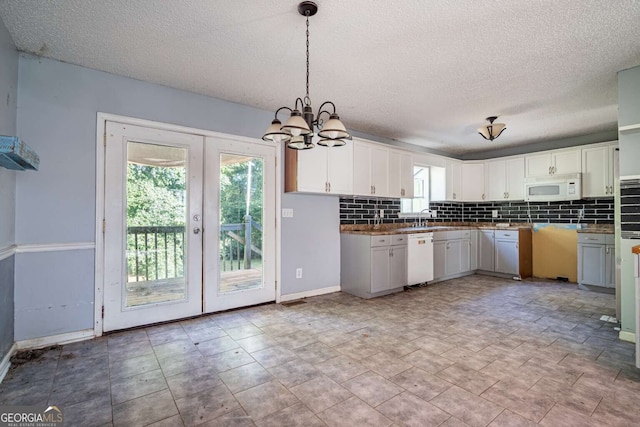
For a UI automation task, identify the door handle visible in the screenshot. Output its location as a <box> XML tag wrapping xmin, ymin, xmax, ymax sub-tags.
<box><xmin>193</xmin><ymin>227</ymin><xmax>201</xmax><ymax>234</ymax></box>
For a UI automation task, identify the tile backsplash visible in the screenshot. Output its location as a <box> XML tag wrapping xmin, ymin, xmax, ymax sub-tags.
<box><xmin>339</xmin><ymin>196</ymin><xmax>614</xmax><ymax>226</ymax></box>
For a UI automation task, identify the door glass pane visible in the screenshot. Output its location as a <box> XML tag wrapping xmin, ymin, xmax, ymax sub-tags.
<box><xmin>125</xmin><ymin>141</ymin><xmax>188</xmax><ymax>307</ymax></box>
<box><xmin>219</xmin><ymin>154</ymin><xmax>264</xmax><ymax>294</ymax></box>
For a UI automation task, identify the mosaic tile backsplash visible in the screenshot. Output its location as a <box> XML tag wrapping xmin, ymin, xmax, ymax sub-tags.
<box><xmin>339</xmin><ymin>196</ymin><xmax>615</xmax><ymax>226</ymax></box>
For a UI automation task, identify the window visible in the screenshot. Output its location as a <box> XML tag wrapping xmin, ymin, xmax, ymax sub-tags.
<box><xmin>401</xmin><ymin>165</ymin><xmax>430</xmax><ymax>214</ymax></box>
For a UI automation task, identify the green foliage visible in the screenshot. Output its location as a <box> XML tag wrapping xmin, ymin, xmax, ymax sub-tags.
<box><xmin>127</xmin><ymin>163</ymin><xmax>186</xmax><ymax>226</ymax></box>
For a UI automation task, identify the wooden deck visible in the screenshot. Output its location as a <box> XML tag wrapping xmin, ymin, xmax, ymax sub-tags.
<box><xmin>126</xmin><ymin>269</ymin><xmax>263</xmax><ymax>307</ymax></box>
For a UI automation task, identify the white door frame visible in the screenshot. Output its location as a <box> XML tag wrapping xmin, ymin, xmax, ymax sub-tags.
<box><xmin>95</xmin><ymin>113</ymin><xmax>282</xmax><ymax>336</ymax></box>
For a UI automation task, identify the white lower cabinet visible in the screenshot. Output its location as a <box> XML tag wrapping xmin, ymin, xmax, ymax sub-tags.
<box><xmin>433</xmin><ymin>230</ymin><xmax>475</xmax><ymax>281</ymax></box>
<box><xmin>577</xmin><ymin>233</ymin><xmax>615</xmax><ymax>288</ymax></box>
<box><xmin>341</xmin><ymin>234</ymin><xmax>407</xmax><ymax>299</ymax></box>
<box><xmin>477</xmin><ymin>228</ymin><xmax>532</xmax><ymax>278</ymax></box>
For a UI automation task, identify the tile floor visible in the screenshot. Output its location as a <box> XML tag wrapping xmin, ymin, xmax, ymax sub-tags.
<box><xmin>1</xmin><ymin>275</ymin><xmax>639</xmax><ymax>426</ymax></box>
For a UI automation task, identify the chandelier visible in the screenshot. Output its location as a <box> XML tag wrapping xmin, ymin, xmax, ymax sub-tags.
<box><xmin>262</xmin><ymin>1</ymin><xmax>350</xmax><ymax>149</ymax></box>
<box><xmin>478</xmin><ymin>116</ymin><xmax>506</xmax><ymax>141</ymax></box>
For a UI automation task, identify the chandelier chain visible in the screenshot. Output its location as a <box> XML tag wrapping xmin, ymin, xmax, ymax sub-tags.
<box><xmin>305</xmin><ymin>12</ymin><xmax>310</xmax><ymax>103</ymax></box>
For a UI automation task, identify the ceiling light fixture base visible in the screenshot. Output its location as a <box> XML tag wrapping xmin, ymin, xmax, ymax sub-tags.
<box><xmin>478</xmin><ymin>116</ymin><xmax>506</xmax><ymax>141</ymax></box>
<box><xmin>298</xmin><ymin>1</ymin><xmax>318</xmax><ymax>17</ymax></box>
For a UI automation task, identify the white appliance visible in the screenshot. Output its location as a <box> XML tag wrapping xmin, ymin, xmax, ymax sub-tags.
<box><xmin>635</xmin><ymin>249</ymin><xmax>640</xmax><ymax>368</ymax></box>
<box><xmin>524</xmin><ymin>173</ymin><xmax>581</xmax><ymax>202</ymax></box>
<box><xmin>407</xmin><ymin>233</ymin><xmax>434</xmax><ymax>284</ymax></box>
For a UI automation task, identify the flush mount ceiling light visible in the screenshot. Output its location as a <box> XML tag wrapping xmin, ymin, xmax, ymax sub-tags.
<box><xmin>478</xmin><ymin>116</ymin><xmax>506</xmax><ymax>141</ymax></box>
<box><xmin>262</xmin><ymin>1</ymin><xmax>350</xmax><ymax>150</ymax></box>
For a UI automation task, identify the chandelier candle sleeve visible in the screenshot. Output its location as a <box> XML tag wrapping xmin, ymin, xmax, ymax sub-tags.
<box><xmin>262</xmin><ymin>1</ymin><xmax>350</xmax><ymax>150</ymax></box>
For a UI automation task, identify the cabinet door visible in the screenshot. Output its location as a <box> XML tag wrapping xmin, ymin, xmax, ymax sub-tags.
<box><xmin>327</xmin><ymin>143</ymin><xmax>354</xmax><ymax>194</ymax></box>
<box><xmin>296</xmin><ymin>146</ymin><xmax>328</xmax><ymax>193</ymax></box>
<box><xmin>400</xmin><ymin>152</ymin><xmax>414</xmax><ymax>198</ymax></box>
<box><xmin>469</xmin><ymin>230</ymin><xmax>478</xmax><ymax>271</ymax></box>
<box><xmin>352</xmin><ymin>140</ymin><xmax>371</xmax><ymax>196</ymax></box>
<box><xmin>433</xmin><ymin>241</ymin><xmax>446</xmax><ymax>280</ymax></box>
<box><xmin>604</xmin><ymin>244</ymin><xmax>615</xmax><ymax>288</ymax></box>
<box><xmin>371</xmin><ymin>247</ymin><xmax>390</xmax><ymax>293</ymax></box>
<box><xmin>462</xmin><ymin>163</ymin><xmax>486</xmax><ymax>201</ymax></box>
<box><xmin>581</xmin><ymin>146</ymin><xmax>610</xmax><ymax>198</ymax></box>
<box><xmin>460</xmin><ymin>238</ymin><xmax>471</xmax><ymax>273</ymax></box>
<box><xmin>445</xmin><ymin>240</ymin><xmax>462</xmax><ymax>276</ymax></box>
<box><xmin>525</xmin><ymin>152</ymin><xmax>552</xmax><ymax>177</ymax></box>
<box><xmin>577</xmin><ymin>244</ymin><xmax>605</xmax><ymax>286</ymax></box>
<box><xmin>388</xmin><ymin>151</ymin><xmax>402</xmax><ymax>198</ymax></box>
<box><xmin>478</xmin><ymin>230</ymin><xmax>494</xmax><ymax>271</ymax></box>
<box><xmin>485</xmin><ymin>159</ymin><xmax>507</xmax><ymax>201</ymax></box>
<box><xmin>389</xmin><ymin>245</ymin><xmax>408</xmax><ymax>288</ymax></box>
<box><xmin>370</xmin><ymin>146</ymin><xmax>389</xmax><ymax>197</ymax></box>
<box><xmin>494</xmin><ymin>239</ymin><xmax>519</xmax><ymax>275</ymax></box>
<box><xmin>552</xmin><ymin>149</ymin><xmax>581</xmax><ymax>175</ymax></box>
<box><xmin>505</xmin><ymin>157</ymin><xmax>525</xmax><ymax>200</ymax></box>
<box><xmin>446</xmin><ymin>160</ymin><xmax>462</xmax><ymax>201</ymax></box>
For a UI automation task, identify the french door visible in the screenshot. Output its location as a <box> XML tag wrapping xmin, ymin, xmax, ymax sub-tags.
<box><xmin>103</xmin><ymin>122</ymin><xmax>276</xmax><ymax>332</ymax></box>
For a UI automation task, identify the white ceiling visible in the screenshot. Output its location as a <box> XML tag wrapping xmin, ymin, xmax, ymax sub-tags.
<box><xmin>1</xmin><ymin>0</ymin><xmax>639</xmax><ymax>155</ymax></box>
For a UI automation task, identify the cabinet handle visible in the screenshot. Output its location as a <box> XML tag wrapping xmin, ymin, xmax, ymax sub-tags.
<box><xmin>506</xmin><ymin>192</ymin><xmax>509</xmax><ymax>198</ymax></box>
<box><xmin>389</xmin><ymin>248</ymin><xmax>393</xmax><ymax>257</ymax></box>
<box><xmin>328</xmin><ymin>182</ymin><xmax>331</xmax><ymax>192</ymax></box>
<box><xmin>401</xmin><ymin>188</ymin><xmax>405</xmax><ymax>197</ymax></box>
<box><xmin>373</xmin><ymin>185</ymin><xmax>376</xmax><ymax>194</ymax></box>
<box><xmin>606</xmin><ymin>247</ymin><xmax>610</xmax><ymax>254</ymax></box>
<box><xmin>453</xmin><ymin>193</ymin><xmax>456</xmax><ymax>200</ymax></box>
<box><xmin>548</xmin><ymin>166</ymin><xmax>552</xmax><ymax>175</ymax></box>
<box><xmin>482</xmin><ymin>193</ymin><xmax>485</xmax><ymax>200</ymax></box>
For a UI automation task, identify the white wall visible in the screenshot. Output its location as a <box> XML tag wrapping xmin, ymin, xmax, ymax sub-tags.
<box><xmin>14</xmin><ymin>54</ymin><xmax>342</xmax><ymax>339</ymax></box>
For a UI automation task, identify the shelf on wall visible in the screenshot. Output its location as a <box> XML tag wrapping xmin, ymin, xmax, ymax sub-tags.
<box><xmin>0</xmin><ymin>136</ymin><xmax>40</xmax><ymax>171</ymax></box>
<box><xmin>619</xmin><ymin>123</ymin><xmax>640</xmax><ymax>134</ymax></box>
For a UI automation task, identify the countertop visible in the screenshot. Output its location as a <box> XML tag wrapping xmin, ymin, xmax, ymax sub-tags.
<box><xmin>340</xmin><ymin>222</ymin><xmax>532</xmax><ymax>236</ymax></box>
<box><xmin>576</xmin><ymin>225</ymin><xmax>614</xmax><ymax>234</ymax></box>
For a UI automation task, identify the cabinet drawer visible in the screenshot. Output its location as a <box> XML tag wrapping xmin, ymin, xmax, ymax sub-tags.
<box><xmin>494</xmin><ymin>230</ymin><xmax>518</xmax><ymax>241</ymax></box>
<box><xmin>371</xmin><ymin>236</ymin><xmax>392</xmax><ymax>247</ymax></box>
<box><xmin>578</xmin><ymin>233</ymin><xmax>607</xmax><ymax>244</ymax></box>
<box><xmin>391</xmin><ymin>234</ymin><xmax>408</xmax><ymax>245</ymax></box>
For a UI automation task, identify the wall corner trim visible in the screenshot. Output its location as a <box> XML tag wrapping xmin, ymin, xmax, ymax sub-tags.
<box><xmin>0</xmin><ymin>245</ymin><xmax>16</xmax><ymax>261</ymax></box>
<box><xmin>619</xmin><ymin>330</ymin><xmax>636</xmax><ymax>343</ymax></box>
<box><xmin>16</xmin><ymin>329</ymin><xmax>94</xmax><ymax>351</ymax></box>
<box><xmin>0</xmin><ymin>343</ymin><xmax>17</xmax><ymax>384</ymax></box>
<box><xmin>280</xmin><ymin>285</ymin><xmax>341</xmax><ymax>303</ymax></box>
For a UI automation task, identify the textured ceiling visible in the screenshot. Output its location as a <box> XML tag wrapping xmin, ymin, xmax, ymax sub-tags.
<box><xmin>1</xmin><ymin>0</ymin><xmax>639</xmax><ymax>155</ymax></box>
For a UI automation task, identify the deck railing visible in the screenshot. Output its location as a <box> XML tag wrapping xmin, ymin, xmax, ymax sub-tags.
<box><xmin>126</xmin><ymin>216</ymin><xmax>262</xmax><ymax>282</ymax></box>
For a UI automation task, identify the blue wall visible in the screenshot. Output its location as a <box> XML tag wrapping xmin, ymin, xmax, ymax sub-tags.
<box><xmin>0</xmin><ymin>17</ymin><xmax>17</xmax><ymax>367</ymax></box>
<box><xmin>14</xmin><ymin>54</ymin><xmax>344</xmax><ymax>339</ymax></box>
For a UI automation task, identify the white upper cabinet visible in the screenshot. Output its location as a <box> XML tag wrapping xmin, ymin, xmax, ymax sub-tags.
<box><xmin>389</xmin><ymin>150</ymin><xmax>414</xmax><ymax>198</ymax></box>
<box><xmin>295</xmin><ymin>144</ymin><xmax>328</xmax><ymax>193</ymax></box>
<box><xmin>525</xmin><ymin>148</ymin><xmax>581</xmax><ymax>177</ymax></box>
<box><xmin>292</xmin><ymin>142</ymin><xmax>353</xmax><ymax>194</ymax></box>
<box><xmin>582</xmin><ymin>142</ymin><xmax>617</xmax><ymax>198</ymax></box>
<box><xmin>446</xmin><ymin>160</ymin><xmax>462</xmax><ymax>201</ymax></box>
<box><xmin>461</xmin><ymin>162</ymin><xmax>485</xmax><ymax>201</ymax></box>
<box><xmin>485</xmin><ymin>156</ymin><xmax>525</xmax><ymax>201</ymax></box>
<box><xmin>352</xmin><ymin>138</ymin><xmax>389</xmax><ymax>197</ymax></box>
<box><xmin>371</xmin><ymin>145</ymin><xmax>390</xmax><ymax>197</ymax></box>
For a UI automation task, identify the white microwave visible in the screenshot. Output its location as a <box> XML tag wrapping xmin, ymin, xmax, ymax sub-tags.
<box><xmin>524</xmin><ymin>173</ymin><xmax>581</xmax><ymax>202</ymax></box>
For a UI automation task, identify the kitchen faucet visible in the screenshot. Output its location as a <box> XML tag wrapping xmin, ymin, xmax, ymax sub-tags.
<box><xmin>415</xmin><ymin>208</ymin><xmax>431</xmax><ymax>227</ymax></box>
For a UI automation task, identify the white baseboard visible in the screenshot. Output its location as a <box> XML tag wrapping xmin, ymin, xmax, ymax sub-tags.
<box><xmin>16</xmin><ymin>329</ymin><xmax>95</xmax><ymax>350</ymax></box>
<box><xmin>280</xmin><ymin>285</ymin><xmax>341</xmax><ymax>302</ymax></box>
<box><xmin>619</xmin><ymin>330</ymin><xmax>636</xmax><ymax>343</ymax></box>
<box><xmin>0</xmin><ymin>343</ymin><xmax>17</xmax><ymax>384</ymax></box>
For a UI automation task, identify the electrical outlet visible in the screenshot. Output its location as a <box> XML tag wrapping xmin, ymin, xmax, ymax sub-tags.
<box><xmin>295</xmin><ymin>268</ymin><xmax>302</xmax><ymax>279</ymax></box>
<box><xmin>430</xmin><ymin>210</ymin><xmax>437</xmax><ymax>218</ymax></box>
<box><xmin>578</xmin><ymin>209</ymin><xmax>584</xmax><ymax>217</ymax></box>
<box><xmin>492</xmin><ymin>210</ymin><xmax>499</xmax><ymax>218</ymax></box>
<box><xmin>379</xmin><ymin>209</ymin><xmax>384</xmax><ymax>218</ymax></box>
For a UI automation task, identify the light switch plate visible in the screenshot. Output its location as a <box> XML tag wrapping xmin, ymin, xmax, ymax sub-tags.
<box><xmin>492</xmin><ymin>210</ymin><xmax>499</xmax><ymax>218</ymax></box>
<box><xmin>282</xmin><ymin>208</ymin><xmax>294</xmax><ymax>218</ymax></box>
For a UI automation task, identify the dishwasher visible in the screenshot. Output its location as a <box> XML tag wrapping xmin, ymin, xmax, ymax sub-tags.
<box><xmin>407</xmin><ymin>233</ymin><xmax>434</xmax><ymax>285</ymax></box>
